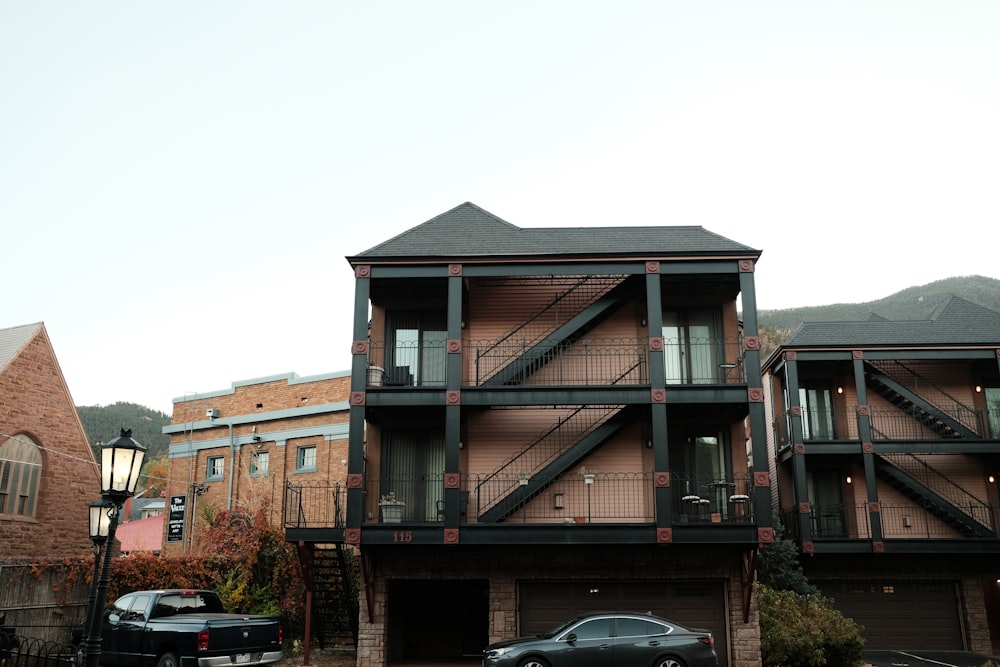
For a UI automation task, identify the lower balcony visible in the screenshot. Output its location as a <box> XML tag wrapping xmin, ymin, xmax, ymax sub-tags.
<box><xmin>284</xmin><ymin>473</ymin><xmax>755</xmax><ymax>530</ymax></box>
<box><xmin>783</xmin><ymin>501</ymin><xmax>999</xmax><ymax>541</ymax></box>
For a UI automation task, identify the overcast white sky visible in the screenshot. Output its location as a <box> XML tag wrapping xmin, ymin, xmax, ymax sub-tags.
<box><xmin>3</xmin><ymin>2</ymin><xmax>998</xmax><ymax>415</ymax></box>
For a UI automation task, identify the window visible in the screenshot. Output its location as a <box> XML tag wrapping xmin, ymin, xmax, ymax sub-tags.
<box><xmin>206</xmin><ymin>456</ymin><xmax>224</xmax><ymax>480</ymax></box>
<box><xmin>799</xmin><ymin>386</ymin><xmax>835</xmax><ymax>440</ymax></box>
<box><xmin>0</xmin><ymin>434</ymin><xmax>42</xmax><ymax>517</ymax></box>
<box><xmin>566</xmin><ymin>617</ymin><xmax>613</xmax><ymax>640</ymax></box>
<box><xmin>663</xmin><ymin>308</ymin><xmax>722</xmax><ymax>384</ymax></box>
<box><xmin>296</xmin><ymin>446</ymin><xmax>317</xmax><ymax>472</ymax></box>
<box><xmin>386</xmin><ymin>310</ymin><xmax>447</xmax><ymax>387</ymax></box>
<box><xmin>985</xmin><ymin>388</ymin><xmax>1000</xmax><ymax>439</ymax></box>
<box><xmin>807</xmin><ymin>470</ymin><xmax>846</xmax><ymax>537</ymax></box>
<box><xmin>250</xmin><ymin>451</ymin><xmax>270</xmax><ymax>477</ymax></box>
<box><xmin>615</xmin><ymin>617</ymin><xmax>670</xmax><ymax>638</ymax></box>
<box><xmin>669</xmin><ymin>432</ymin><xmax>728</xmax><ymax>489</ymax></box>
<box><xmin>380</xmin><ymin>430</ymin><xmax>444</xmax><ymax>521</ymax></box>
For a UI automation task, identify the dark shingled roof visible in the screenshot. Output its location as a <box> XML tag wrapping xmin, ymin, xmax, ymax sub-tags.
<box><xmin>349</xmin><ymin>202</ymin><xmax>760</xmax><ymax>261</ymax></box>
<box><xmin>783</xmin><ymin>296</ymin><xmax>1000</xmax><ymax>348</ymax></box>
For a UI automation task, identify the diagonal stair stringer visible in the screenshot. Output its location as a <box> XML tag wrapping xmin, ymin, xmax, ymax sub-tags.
<box><xmin>478</xmin><ymin>405</ymin><xmax>641</xmax><ymax>523</ymax></box>
<box><xmin>483</xmin><ymin>280</ymin><xmax>636</xmax><ymax>386</ymax></box>
<box><xmin>873</xmin><ymin>455</ymin><xmax>993</xmax><ymax>537</ymax></box>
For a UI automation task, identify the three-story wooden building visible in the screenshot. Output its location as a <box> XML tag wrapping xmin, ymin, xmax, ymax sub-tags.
<box><xmin>286</xmin><ymin>202</ymin><xmax>772</xmax><ymax>667</ymax></box>
<box><xmin>761</xmin><ymin>296</ymin><xmax>1000</xmax><ymax>653</ymax></box>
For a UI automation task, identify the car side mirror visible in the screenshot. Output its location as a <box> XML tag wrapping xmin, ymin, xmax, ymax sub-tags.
<box><xmin>108</xmin><ymin>613</ymin><xmax>120</xmax><ymax>624</ymax></box>
<box><xmin>565</xmin><ymin>633</ymin><xmax>577</xmax><ymax>643</ymax></box>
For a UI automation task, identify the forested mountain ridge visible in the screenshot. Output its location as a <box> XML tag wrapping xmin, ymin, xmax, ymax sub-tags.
<box><xmin>74</xmin><ymin>276</ymin><xmax>999</xmax><ymax>452</ymax></box>
<box><xmin>76</xmin><ymin>402</ymin><xmax>171</xmax><ymax>461</ymax></box>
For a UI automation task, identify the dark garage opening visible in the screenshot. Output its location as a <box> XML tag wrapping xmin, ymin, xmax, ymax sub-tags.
<box><xmin>388</xmin><ymin>579</ymin><xmax>489</xmax><ymax>662</ymax></box>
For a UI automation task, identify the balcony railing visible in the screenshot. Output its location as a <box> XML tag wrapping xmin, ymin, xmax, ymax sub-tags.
<box><xmin>774</xmin><ymin>405</ymin><xmax>999</xmax><ymax>446</ymax></box>
<box><xmin>783</xmin><ymin>501</ymin><xmax>998</xmax><ymax>540</ymax></box>
<box><xmin>473</xmin><ymin>337</ymin><xmax>649</xmax><ymax>386</ymax></box>
<box><xmin>284</xmin><ymin>480</ymin><xmax>346</xmax><ymax>528</ymax></box>
<box><xmin>283</xmin><ymin>473</ymin><xmax>756</xmax><ymax>528</ymax></box>
<box><xmin>366</xmin><ymin>337</ymin><xmax>747</xmax><ymax>388</ymax></box>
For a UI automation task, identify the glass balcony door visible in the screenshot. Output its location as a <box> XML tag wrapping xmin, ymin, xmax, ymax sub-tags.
<box><xmin>386</xmin><ymin>311</ymin><xmax>447</xmax><ymax>387</ymax></box>
<box><xmin>663</xmin><ymin>309</ymin><xmax>719</xmax><ymax>384</ymax></box>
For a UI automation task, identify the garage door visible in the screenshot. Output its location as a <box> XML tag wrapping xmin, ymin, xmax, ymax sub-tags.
<box><xmin>519</xmin><ymin>581</ymin><xmax>728</xmax><ymax>667</ymax></box>
<box><xmin>816</xmin><ymin>581</ymin><xmax>963</xmax><ymax>650</ymax></box>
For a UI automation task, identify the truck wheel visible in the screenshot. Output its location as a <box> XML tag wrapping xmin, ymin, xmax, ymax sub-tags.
<box><xmin>157</xmin><ymin>652</ymin><xmax>180</xmax><ymax>667</ymax></box>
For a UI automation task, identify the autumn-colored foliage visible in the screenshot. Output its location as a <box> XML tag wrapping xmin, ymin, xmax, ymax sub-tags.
<box><xmin>196</xmin><ymin>505</ymin><xmax>307</xmax><ymax>634</ymax></box>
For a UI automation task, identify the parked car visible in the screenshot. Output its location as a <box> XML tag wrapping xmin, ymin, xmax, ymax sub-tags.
<box><xmin>98</xmin><ymin>589</ymin><xmax>282</xmax><ymax>667</ymax></box>
<box><xmin>482</xmin><ymin>611</ymin><xmax>717</xmax><ymax>667</ymax></box>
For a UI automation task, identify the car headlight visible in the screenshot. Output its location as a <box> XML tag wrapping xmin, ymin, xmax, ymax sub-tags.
<box><xmin>486</xmin><ymin>647</ymin><xmax>514</xmax><ymax>658</ymax></box>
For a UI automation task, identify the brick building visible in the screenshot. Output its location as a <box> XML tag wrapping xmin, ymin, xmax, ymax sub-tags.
<box><xmin>0</xmin><ymin>322</ymin><xmax>98</xmax><ymax>559</ymax></box>
<box><xmin>161</xmin><ymin>371</ymin><xmax>351</xmax><ymax>556</ymax></box>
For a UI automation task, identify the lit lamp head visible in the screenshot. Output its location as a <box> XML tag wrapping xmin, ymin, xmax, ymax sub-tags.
<box><xmin>100</xmin><ymin>428</ymin><xmax>147</xmax><ymax>501</ymax></box>
<box><xmin>88</xmin><ymin>499</ymin><xmax>111</xmax><ymax>544</ymax></box>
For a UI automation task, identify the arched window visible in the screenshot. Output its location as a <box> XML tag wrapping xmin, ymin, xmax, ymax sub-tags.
<box><xmin>0</xmin><ymin>434</ymin><xmax>42</xmax><ymax>517</ymax></box>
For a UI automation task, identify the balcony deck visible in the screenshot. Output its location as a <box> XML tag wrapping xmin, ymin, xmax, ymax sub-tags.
<box><xmin>283</xmin><ymin>473</ymin><xmax>757</xmax><ymax>544</ymax></box>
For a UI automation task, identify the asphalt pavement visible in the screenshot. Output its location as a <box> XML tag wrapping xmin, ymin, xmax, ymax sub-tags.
<box><xmin>864</xmin><ymin>651</ymin><xmax>997</xmax><ymax>667</ymax></box>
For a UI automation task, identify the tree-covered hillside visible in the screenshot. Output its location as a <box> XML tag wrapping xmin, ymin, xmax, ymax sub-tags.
<box><xmin>76</xmin><ymin>402</ymin><xmax>171</xmax><ymax>461</ymax></box>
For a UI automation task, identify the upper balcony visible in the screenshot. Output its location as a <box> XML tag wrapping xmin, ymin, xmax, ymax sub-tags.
<box><xmin>365</xmin><ymin>336</ymin><xmax>747</xmax><ymax>389</ymax></box>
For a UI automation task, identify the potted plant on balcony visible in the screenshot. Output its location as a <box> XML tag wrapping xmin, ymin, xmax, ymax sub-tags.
<box><xmin>379</xmin><ymin>492</ymin><xmax>406</xmax><ymax>523</ymax></box>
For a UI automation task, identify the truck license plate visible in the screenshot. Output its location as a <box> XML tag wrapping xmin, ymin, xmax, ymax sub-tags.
<box><xmin>235</xmin><ymin>654</ymin><xmax>251</xmax><ymax>664</ymax></box>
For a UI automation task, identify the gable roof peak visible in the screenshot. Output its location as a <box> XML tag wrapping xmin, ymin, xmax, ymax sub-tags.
<box><xmin>0</xmin><ymin>322</ymin><xmax>44</xmax><ymax>370</ymax></box>
<box><xmin>349</xmin><ymin>202</ymin><xmax>760</xmax><ymax>261</ymax></box>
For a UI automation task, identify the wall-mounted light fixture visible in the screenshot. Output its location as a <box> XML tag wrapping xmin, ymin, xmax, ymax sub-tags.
<box><xmin>846</xmin><ymin>475</ymin><xmax>853</xmax><ymax>484</ymax></box>
<box><xmin>975</xmin><ymin>384</ymin><xmax>983</xmax><ymax>393</ymax></box>
<box><xmin>553</xmin><ymin>493</ymin><xmax>565</xmax><ymax>510</ymax></box>
<box><xmin>837</xmin><ymin>386</ymin><xmax>844</xmax><ymax>395</ymax></box>
<box><xmin>989</xmin><ymin>475</ymin><xmax>996</xmax><ymax>484</ymax></box>
<box><xmin>646</xmin><ymin>440</ymin><xmax>653</xmax><ymax>449</ymax></box>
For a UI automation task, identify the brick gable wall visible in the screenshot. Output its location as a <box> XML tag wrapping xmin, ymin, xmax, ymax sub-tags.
<box><xmin>0</xmin><ymin>328</ymin><xmax>98</xmax><ymax>559</ymax></box>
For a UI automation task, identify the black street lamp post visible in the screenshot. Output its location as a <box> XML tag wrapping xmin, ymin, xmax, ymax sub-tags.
<box><xmin>83</xmin><ymin>429</ymin><xmax>146</xmax><ymax>667</ymax></box>
<box><xmin>78</xmin><ymin>500</ymin><xmax>110</xmax><ymax>662</ymax></box>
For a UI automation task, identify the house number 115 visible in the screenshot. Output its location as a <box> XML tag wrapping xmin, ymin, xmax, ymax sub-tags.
<box><xmin>393</xmin><ymin>530</ymin><xmax>414</xmax><ymax>543</ymax></box>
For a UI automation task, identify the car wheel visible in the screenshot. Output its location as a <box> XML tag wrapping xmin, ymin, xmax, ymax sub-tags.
<box><xmin>518</xmin><ymin>658</ymin><xmax>550</xmax><ymax>667</ymax></box>
<box><xmin>157</xmin><ymin>651</ymin><xmax>180</xmax><ymax>667</ymax></box>
<box><xmin>656</xmin><ymin>658</ymin><xmax>686</xmax><ymax>667</ymax></box>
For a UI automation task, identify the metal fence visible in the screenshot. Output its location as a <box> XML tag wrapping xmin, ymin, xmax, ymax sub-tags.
<box><xmin>0</xmin><ymin>633</ymin><xmax>78</xmax><ymax>666</ymax></box>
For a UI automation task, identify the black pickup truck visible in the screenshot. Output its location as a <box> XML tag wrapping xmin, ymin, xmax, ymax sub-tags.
<box><xmin>98</xmin><ymin>589</ymin><xmax>283</xmax><ymax>667</ymax></box>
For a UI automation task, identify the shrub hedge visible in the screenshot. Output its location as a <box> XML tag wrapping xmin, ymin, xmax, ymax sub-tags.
<box><xmin>758</xmin><ymin>583</ymin><xmax>865</xmax><ymax>667</ymax></box>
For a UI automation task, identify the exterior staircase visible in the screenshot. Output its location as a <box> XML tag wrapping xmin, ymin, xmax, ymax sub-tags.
<box><xmin>298</xmin><ymin>543</ymin><xmax>359</xmax><ymax>649</ymax></box>
<box><xmin>865</xmin><ymin>360</ymin><xmax>980</xmax><ymax>439</ymax></box>
<box><xmin>479</xmin><ymin>277</ymin><xmax>634</xmax><ymax>386</ymax></box>
<box><xmin>874</xmin><ymin>453</ymin><xmax>993</xmax><ymax>537</ymax></box>
<box><xmin>476</xmin><ymin>405</ymin><xmax>641</xmax><ymax>523</ymax></box>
